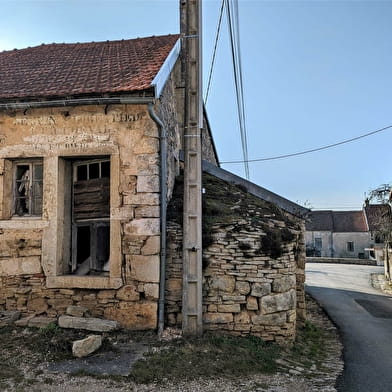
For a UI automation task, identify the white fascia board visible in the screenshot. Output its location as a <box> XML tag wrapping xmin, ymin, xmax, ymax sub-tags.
<box><xmin>151</xmin><ymin>38</ymin><xmax>181</xmax><ymax>98</ymax></box>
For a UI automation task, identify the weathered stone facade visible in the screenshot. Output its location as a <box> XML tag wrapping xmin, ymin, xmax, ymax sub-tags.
<box><xmin>166</xmin><ymin>174</ymin><xmax>306</xmax><ymax>344</ymax></box>
<box><xmin>0</xmin><ymin>50</ymin><xmax>221</xmax><ymax>330</ymax></box>
<box><xmin>0</xmin><ymin>63</ymin><xmax>186</xmax><ymax>329</ymax></box>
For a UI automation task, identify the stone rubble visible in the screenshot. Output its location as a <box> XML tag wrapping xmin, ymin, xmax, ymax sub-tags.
<box><xmin>0</xmin><ymin>310</ymin><xmax>21</xmax><ymax>327</ymax></box>
<box><xmin>58</xmin><ymin>315</ymin><xmax>119</xmax><ymax>332</ymax></box>
<box><xmin>27</xmin><ymin>316</ymin><xmax>57</xmax><ymax>328</ymax></box>
<box><xmin>371</xmin><ymin>273</ymin><xmax>392</xmax><ymax>295</ymax></box>
<box><xmin>72</xmin><ymin>335</ymin><xmax>102</xmax><ymax>358</ymax></box>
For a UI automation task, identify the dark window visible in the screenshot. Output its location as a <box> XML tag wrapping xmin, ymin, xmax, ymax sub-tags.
<box><xmin>347</xmin><ymin>241</ymin><xmax>354</xmax><ymax>252</ymax></box>
<box><xmin>89</xmin><ymin>163</ymin><xmax>99</xmax><ymax>179</ymax></box>
<box><xmin>77</xmin><ymin>165</ymin><xmax>87</xmax><ymax>181</ymax></box>
<box><xmin>72</xmin><ymin>222</ymin><xmax>110</xmax><ymax>275</ymax></box>
<box><xmin>14</xmin><ymin>160</ymin><xmax>43</xmax><ymax>216</ymax></box>
<box><xmin>74</xmin><ymin>159</ymin><xmax>110</xmax><ymax>181</ymax></box>
<box><xmin>101</xmin><ymin>160</ymin><xmax>110</xmax><ymax>178</ymax></box>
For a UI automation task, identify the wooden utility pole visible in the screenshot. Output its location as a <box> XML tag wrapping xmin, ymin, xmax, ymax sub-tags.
<box><xmin>180</xmin><ymin>0</ymin><xmax>203</xmax><ymax>336</ymax></box>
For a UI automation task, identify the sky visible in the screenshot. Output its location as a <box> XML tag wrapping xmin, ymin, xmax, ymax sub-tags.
<box><xmin>1</xmin><ymin>0</ymin><xmax>391</xmax><ymax>211</ymax></box>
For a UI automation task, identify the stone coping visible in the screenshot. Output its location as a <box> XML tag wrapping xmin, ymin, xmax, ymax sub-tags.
<box><xmin>46</xmin><ymin>276</ymin><xmax>123</xmax><ymax>289</ymax></box>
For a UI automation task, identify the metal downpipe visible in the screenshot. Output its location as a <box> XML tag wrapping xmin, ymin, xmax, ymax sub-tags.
<box><xmin>148</xmin><ymin>103</ymin><xmax>167</xmax><ymax>335</ymax></box>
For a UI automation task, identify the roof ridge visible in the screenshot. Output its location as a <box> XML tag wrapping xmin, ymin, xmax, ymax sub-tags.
<box><xmin>1</xmin><ymin>33</ymin><xmax>180</xmax><ymax>53</ymax></box>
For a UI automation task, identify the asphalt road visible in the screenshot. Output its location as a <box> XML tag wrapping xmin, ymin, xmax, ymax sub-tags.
<box><xmin>306</xmin><ymin>263</ymin><xmax>392</xmax><ymax>392</ymax></box>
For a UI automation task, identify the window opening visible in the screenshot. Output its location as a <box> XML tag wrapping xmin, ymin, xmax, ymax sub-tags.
<box><xmin>347</xmin><ymin>241</ymin><xmax>354</xmax><ymax>252</ymax></box>
<box><xmin>70</xmin><ymin>158</ymin><xmax>110</xmax><ymax>276</ymax></box>
<box><xmin>14</xmin><ymin>160</ymin><xmax>43</xmax><ymax>216</ymax></box>
<box><xmin>314</xmin><ymin>237</ymin><xmax>322</xmax><ymax>250</ymax></box>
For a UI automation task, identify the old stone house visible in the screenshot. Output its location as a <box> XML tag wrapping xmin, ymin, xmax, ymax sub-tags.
<box><xmin>0</xmin><ymin>34</ymin><xmax>307</xmax><ymax>342</ymax></box>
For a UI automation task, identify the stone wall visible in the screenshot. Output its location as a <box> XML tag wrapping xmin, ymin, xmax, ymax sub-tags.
<box><xmin>0</xmin><ymin>95</ymin><xmax>167</xmax><ymax>327</ymax></box>
<box><xmin>201</xmin><ymin>118</ymin><xmax>218</xmax><ymax>166</ymax></box>
<box><xmin>166</xmin><ymin>173</ymin><xmax>306</xmax><ymax>344</ymax></box>
<box><xmin>0</xmin><ymin>275</ymin><xmax>159</xmax><ymax>328</ymax></box>
<box><xmin>0</xmin><ymin>56</ymin><xmax>220</xmax><ymax>330</ymax></box>
<box><xmin>0</xmin><ymin>65</ymin><xmax>189</xmax><ymax>329</ymax></box>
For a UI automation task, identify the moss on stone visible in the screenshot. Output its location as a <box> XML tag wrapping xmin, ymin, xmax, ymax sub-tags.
<box><xmin>167</xmin><ymin>172</ymin><xmax>300</xmax><ymax>259</ymax></box>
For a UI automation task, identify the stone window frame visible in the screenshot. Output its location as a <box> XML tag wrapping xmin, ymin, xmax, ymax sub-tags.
<box><xmin>45</xmin><ymin>153</ymin><xmax>123</xmax><ymax>290</ymax></box>
<box><xmin>1</xmin><ymin>158</ymin><xmax>44</xmax><ymax>220</ymax></box>
<box><xmin>70</xmin><ymin>157</ymin><xmax>110</xmax><ymax>275</ymax></box>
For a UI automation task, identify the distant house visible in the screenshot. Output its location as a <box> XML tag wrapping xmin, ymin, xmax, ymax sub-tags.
<box><xmin>306</xmin><ymin>210</ymin><xmax>369</xmax><ymax>259</ymax></box>
<box><xmin>306</xmin><ymin>205</ymin><xmax>391</xmax><ymax>264</ymax></box>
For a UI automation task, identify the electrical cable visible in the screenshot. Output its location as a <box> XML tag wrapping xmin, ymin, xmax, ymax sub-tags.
<box><xmin>233</xmin><ymin>0</ymin><xmax>249</xmax><ymax>179</ymax></box>
<box><xmin>205</xmin><ymin>0</ymin><xmax>225</xmax><ymax>104</ymax></box>
<box><xmin>226</xmin><ymin>0</ymin><xmax>250</xmax><ymax>179</ymax></box>
<box><xmin>220</xmin><ymin>124</ymin><xmax>392</xmax><ymax>164</ymax></box>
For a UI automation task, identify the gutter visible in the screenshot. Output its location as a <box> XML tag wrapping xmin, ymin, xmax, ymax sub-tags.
<box><xmin>148</xmin><ymin>103</ymin><xmax>167</xmax><ymax>336</ymax></box>
<box><xmin>0</xmin><ymin>95</ymin><xmax>155</xmax><ymax>110</ymax></box>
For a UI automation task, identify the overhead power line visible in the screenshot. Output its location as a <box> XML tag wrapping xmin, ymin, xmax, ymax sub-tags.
<box><xmin>205</xmin><ymin>0</ymin><xmax>225</xmax><ymax>104</ymax></box>
<box><xmin>220</xmin><ymin>124</ymin><xmax>392</xmax><ymax>164</ymax></box>
<box><xmin>226</xmin><ymin>0</ymin><xmax>250</xmax><ymax>179</ymax></box>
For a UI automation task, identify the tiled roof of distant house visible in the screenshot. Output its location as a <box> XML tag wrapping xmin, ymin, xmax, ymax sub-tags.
<box><xmin>306</xmin><ymin>210</ymin><xmax>368</xmax><ymax>232</ymax></box>
<box><xmin>306</xmin><ymin>211</ymin><xmax>334</xmax><ymax>231</ymax></box>
<box><xmin>0</xmin><ymin>34</ymin><xmax>180</xmax><ymax>100</ymax></box>
<box><xmin>332</xmin><ymin>211</ymin><xmax>368</xmax><ymax>232</ymax></box>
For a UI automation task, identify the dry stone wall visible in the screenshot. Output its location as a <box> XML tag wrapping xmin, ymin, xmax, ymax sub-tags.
<box><xmin>166</xmin><ymin>174</ymin><xmax>306</xmax><ymax>344</ymax></box>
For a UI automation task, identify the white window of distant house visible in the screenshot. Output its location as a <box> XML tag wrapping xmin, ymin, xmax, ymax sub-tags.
<box><xmin>314</xmin><ymin>237</ymin><xmax>322</xmax><ymax>250</ymax></box>
<box><xmin>347</xmin><ymin>241</ymin><xmax>354</xmax><ymax>252</ymax></box>
<box><xmin>13</xmin><ymin>160</ymin><xmax>43</xmax><ymax>216</ymax></box>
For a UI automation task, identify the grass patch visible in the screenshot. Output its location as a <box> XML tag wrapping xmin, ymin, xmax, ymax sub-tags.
<box><xmin>129</xmin><ymin>333</ymin><xmax>280</xmax><ymax>384</ymax></box>
<box><xmin>289</xmin><ymin>320</ymin><xmax>325</xmax><ymax>369</ymax></box>
<box><xmin>24</xmin><ymin>323</ymin><xmax>84</xmax><ymax>361</ymax></box>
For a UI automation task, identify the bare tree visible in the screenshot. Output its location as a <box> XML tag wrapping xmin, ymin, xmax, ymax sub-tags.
<box><xmin>368</xmin><ymin>183</ymin><xmax>391</xmax><ymax>204</ymax></box>
<box><xmin>367</xmin><ymin>184</ymin><xmax>392</xmax><ymax>280</ymax></box>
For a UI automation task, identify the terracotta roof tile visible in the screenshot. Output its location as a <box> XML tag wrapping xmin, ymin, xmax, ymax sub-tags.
<box><xmin>0</xmin><ymin>34</ymin><xmax>180</xmax><ymax>100</ymax></box>
<box><xmin>306</xmin><ymin>211</ymin><xmax>334</xmax><ymax>231</ymax></box>
<box><xmin>332</xmin><ymin>211</ymin><xmax>368</xmax><ymax>232</ymax></box>
<box><xmin>307</xmin><ymin>210</ymin><xmax>368</xmax><ymax>232</ymax></box>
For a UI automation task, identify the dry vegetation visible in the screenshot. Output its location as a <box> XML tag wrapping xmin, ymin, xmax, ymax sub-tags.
<box><xmin>0</xmin><ymin>296</ymin><xmax>342</xmax><ymax>392</ymax></box>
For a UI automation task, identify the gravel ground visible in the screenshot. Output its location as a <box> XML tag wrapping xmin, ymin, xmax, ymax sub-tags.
<box><xmin>1</xmin><ymin>296</ymin><xmax>343</xmax><ymax>392</ymax></box>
